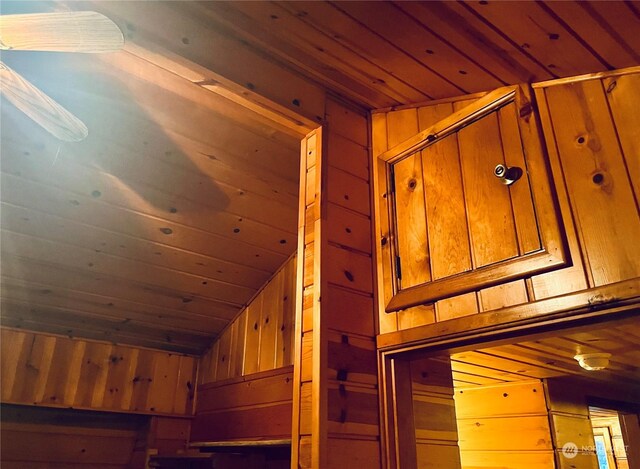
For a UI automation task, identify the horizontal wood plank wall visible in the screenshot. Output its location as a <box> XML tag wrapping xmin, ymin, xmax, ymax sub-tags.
<box><xmin>0</xmin><ymin>404</ymin><xmax>148</xmax><ymax>468</ymax></box>
<box><xmin>373</xmin><ymin>67</ymin><xmax>640</xmax><ymax>335</ymax></box>
<box><xmin>454</xmin><ymin>380</ymin><xmax>554</xmax><ymax>469</ymax></box>
<box><xmin>0</xmin><ymin>328</ymin><xmax>197</xmax><ymax>415</ymax></box>
<box><xmin>198</xmin><ymin>254</ymin><xmax>296</xmax><ymax>385</ymax></box>
<box><xmin>544</xmin><ymin>377</ymin><xmax>640</xmax><ymax>469</ymax></box>
<box><xmin>411</xmin><ymin>357</ymin><xmax>462</xmax><ymax>469</ymax></box>
<box><xmin>191</xmin><ymin>366</ymin><xmax>293</xmax><ymax>442</ymax></box>
<box><xmin>292</xmin><ymin>100</ymin><xmax>380</xmax><ymax>468</ymax></box>
<box><xmin>148</xmin><ymin>416</ymin><xmax>192</xmax><ymax>456</ymax></box>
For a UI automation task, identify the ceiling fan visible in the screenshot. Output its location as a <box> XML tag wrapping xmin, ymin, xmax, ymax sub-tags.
<box><xmin>0</xmin><ymin>11</ymin><xmax>124</xmax><ymax>142</ymax></box>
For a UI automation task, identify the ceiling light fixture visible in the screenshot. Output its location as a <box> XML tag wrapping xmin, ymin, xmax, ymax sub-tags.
<box><xmin>574</xmin><ymin>353</ymin><xmax>611</xmax><ymax>371</ymax></box>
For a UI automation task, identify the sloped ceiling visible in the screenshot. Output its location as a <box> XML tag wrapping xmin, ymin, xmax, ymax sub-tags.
<box><xmin>1</xmin><ymin>1</ymin><xmax>638</xmax><ymax>353</ymax></box>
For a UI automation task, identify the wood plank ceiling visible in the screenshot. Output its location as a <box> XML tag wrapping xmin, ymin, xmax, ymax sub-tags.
<box><xmin>0</xmin><ymin>2</ymin><xmax>303</xmax><ymax>353</ymax></box>
<box><xmin>194</xmin><ymin>0</ymin><xmax>640</xmax><ymax>108</ymax></box>
<box><xmin>450</xmin><ymin>315</ymin><xmax>640</xmax><ymax>388</ymax></box>
<box><xmin>1</xmin><ymin>1</ymin><xmax>639</xmax><ymax>353</ymax></box>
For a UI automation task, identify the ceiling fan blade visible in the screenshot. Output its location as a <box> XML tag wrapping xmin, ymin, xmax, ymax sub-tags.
<box><xmin>0</xmin><ymin>61</ymin><xmax>88</xmax><ymax>142</ymax></box>
<box><xmin>0</xmin><ymin>11</ymin><xmax>124</xmax><ymax>53</ymax></box>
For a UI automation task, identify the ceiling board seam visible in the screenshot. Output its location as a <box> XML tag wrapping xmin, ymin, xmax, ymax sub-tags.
<box><xmin>274</xmin><ymin>1</ymin><xmax>432</xmax><ymax>102</ymax></box>
<box><xmin>0</xmin><ymin>200</ymin><xmax>274</xmax><ymax>277</ymax></box>
<box><xmin>387</xmin><ymin>1</ymin><xmax>509</xmax><ymax>86</ymax></box>
<box><xmin>0</xmin><ymin>276</ymin><xmax>233</xmax><ymax>326</ymax></box>
<box><xmin>457</xmin><ymin>0</ymin><xmax>558</xmax><ymax>80</ymax></box>
<box><xmin>1</xmin><ymin>250</ymin><xmax>244</xmax><ymax>310</ymax></box>
<box><xmin>535</xmin><ymin>1</ymin><xmax>613</xmax><ymax>70</ymax></box>
<box><xmin>0</xmin><ymin>297</ymin><xmax>215</xmax><ymax>339</ymax></box>
<box><xmin>328</xmin><ymin>1</ymin><xmax>468</xmax><ymax>97</ymax></box>
<box><xmin>0</xmin><ymin>228</ymin><xmax>256</xmax><ymax>300</ymax></box>
<box><xmin>1</xmin><ymin>172</ymin><xmax>293</xmax><ymax>261</ymax></box>
<box><xmin>577</xmin><ymin>2</ymin><xmax>640</xmax><ymax>64</ymax></box>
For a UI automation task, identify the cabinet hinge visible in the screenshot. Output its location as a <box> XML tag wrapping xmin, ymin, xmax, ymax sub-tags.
<box><xmin>389</xmin><ymin>166</ymin><xmax>396</xmax><ymax>194</ymax></box>
<box><xmin>395</xmin><ymin>256</ymin><xmax>402</xmax><ymax>280</ymax></box>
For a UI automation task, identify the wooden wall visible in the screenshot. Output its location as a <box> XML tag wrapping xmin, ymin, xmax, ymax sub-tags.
<box><xmin>0</xmin><ymin>404</ymin><xmax>148</xmax><ymax>468</ymax></box>
<box><xmin>0</xmin><ymin>328</ymin><xmax>197</xmax><ymax>415</ymax></box>
<box><xmin>544</xmin><ymin>377</ymin><xmax>640</xmax><ymax>469</ymax></box>
<box><xmin>373</xmin><ymin>67</ymin><xmax>640</xmax><ymax>335</ymax></box>
<box><xmin>454</xmin><ymin>380</ymin><xmax>555</xmax><ymax>469</ymax></box>
<box><xmin>191</xmin><ymin>366</ymin><xmax>293</xmax><ymax>442</ymax></box>
<box><xmin>0</xmin><ymin>405</ymin><xmax>192</xmax><ymax>468</ymax></box>
<box><xmin>411</xmin><ymin>357</ymin><xmax>461</xmax><ymax>469</ymax></box>
<box><xmin>292</xmin><ymin>98</ymin><xmax>380</xmax><ymax>468</ymax></box>
<box><xmin>198</xmin><ymin>254</ymin><xmax>296</xmax><ymax>385</ymax></box>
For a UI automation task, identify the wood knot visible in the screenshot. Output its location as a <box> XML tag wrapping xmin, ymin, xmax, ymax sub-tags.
<box><xmin>407</xmin><ymin>178</ymin><xmax>417</xmax><ymax>191</ymax></box>
<box><xmin>519</xmin><ymin>102</ymin><xmax>533</xmax><ymax>120</ymax></box>
<box><xmin>344</xmin><ymin>270</ymin><xmax>354</xmax><ymax>282</ymax></box>
<box><xmin>592</xmin><ymin>173</ymin><xmax>604</xmax><ymax>185</ymax></box>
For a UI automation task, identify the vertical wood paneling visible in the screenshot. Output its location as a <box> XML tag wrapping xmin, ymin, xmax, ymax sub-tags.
<box><xmin>148</xmin><ymin>353</ymin><xmax>181</xmax><ymax>413</ymax></box>
<box><xmin>173</xmin><ymin>355</ymin><xmax>196</xmax><ymax>415</ymax></box>
<box><xmin>259</xmin><ymin>274</ymin><xmax>281</xmax><ymax>371</ymax></box>
<box><xmin>244</xmin><ymin>296</ymin><xmax>263</xmax><ymax>375</ymax></box>
<box><xmin>457</xmin><ymin>109</ymin><xmax>519</xmax><ymax>268</ymax></box>
<box><xmin>130</xmin><ymin>349</ymin><xmax>156</xmax><ymax>412</ymax></box>
<box><xmin>544</xmin><ymin>78</ymin><xmax>640</xmax><ymax>286</ymax></box>
<box><xmin>215</xmin><ymin>327</ymin><xmax>232</xmax><ymax>381</ymax></box>
<box><xmin>102</xmin><ymin>345</ymin><xmax>138</xmax><ymax>411</ymax></box>
<box><xmin>603</xmin><ymin>72</ymin><xmax>640</xmax><ymax>203</ymax></box>
<box><xmin>0</xmin><ymin>329</ymin><xmax>27</xmax><ymax>401</ymax></box>
<box><xmin>277</xmin><ymin>254</ymin><xmax>296</xmax><ymax>367</ymax></box>
<box><xmin>388</xmin><ymin>105</ymin><xmax>436</xmax><ymax>328</ymax></box>
<box><xmin>393</xmin><ymin>151</ymin><xmax>431</xmax><ymax>289</ymax></box>
<box><xmin>198</xmin><ymin>254</ymin><xmax>298</xmax><ymax>385</ymax></box>
<box><xmin>374</xmin><ymin>68</ymin><xmax>640</xmax><ymax>335</ymax></box>
<box><xmin>498</xmin><ymin>102</ymin><xmax>541</xmax><ymax>255</ymax></box>
<box><xmin>233</xmin><ymin>310</ymin><xmax>248</xmax><ymax>377</ymax></box>
<box><xmin>0</xmin><ymin>328</ymin><xmax>196</xmax><ymax>416</ymax></box>
<box><xmin>371</xmin><ymin>112</ymin><xmax>398</xmax><ymax>334</ymax></box>
<box><xmin>419</xmin><ymin>104</ymin><xmax>471</xmax><ymax>281</ymax></box>
<box><xmin>418</xmin><ymin>103</ymin><xmax>481</xmax><ymax>323</ymax></box>
<box><xmin>74</xmin><ymin>341</ymin><xmax>112</xmax><ymax>409</ymax></box>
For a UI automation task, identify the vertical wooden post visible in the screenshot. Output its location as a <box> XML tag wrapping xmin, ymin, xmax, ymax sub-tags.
<box><xmin>291</xmin><ymin>99</ymin><xmax>381</xmax><ymax>468</ymax></box>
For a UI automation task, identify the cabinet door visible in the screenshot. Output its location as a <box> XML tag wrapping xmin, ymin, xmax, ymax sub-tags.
<box><xmin>378</xmin><ymin>85</ymin><xmax>568</xmax><ymax>312</ymax></box>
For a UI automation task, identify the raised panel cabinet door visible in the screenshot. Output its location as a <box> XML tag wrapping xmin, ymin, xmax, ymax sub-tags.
<box><xmin>379</xmin><ymin>85</ymin><xmax>568</xmax><ymax>312</ymax></box>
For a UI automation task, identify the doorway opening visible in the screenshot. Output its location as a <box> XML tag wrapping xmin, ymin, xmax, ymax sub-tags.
<box><xmin>381</xmin><ymin>311</ymin><xmax>640</xmax><ymax>469</ymax></box>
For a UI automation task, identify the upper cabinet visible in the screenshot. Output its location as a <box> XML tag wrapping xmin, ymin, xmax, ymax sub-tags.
<box><xmin>374</xmin><ymin>85</ymin><xmax>569</xmax><ymax>313</ymax></box>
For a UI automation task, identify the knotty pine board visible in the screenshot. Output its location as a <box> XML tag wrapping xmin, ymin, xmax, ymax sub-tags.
<box><xmin>373</xmin><ymin>68</ymin><xmax>640</xmax><ymax>335</ymax></box>
<box><xmin>198</xmin><ymin>254</ymin><xmax>297</xmax><ymax>385</ymax></box>
<box><xmin>0</xmin><ymin>328</ymin><xmax>196</xmax><ymax>415</ymax></box>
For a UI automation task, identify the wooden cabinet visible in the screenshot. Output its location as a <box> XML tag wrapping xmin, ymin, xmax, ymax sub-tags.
<box><xmin>375</xmin><ymin>85</ymin><xmax>568</xmax><ymax>312</ymax></box>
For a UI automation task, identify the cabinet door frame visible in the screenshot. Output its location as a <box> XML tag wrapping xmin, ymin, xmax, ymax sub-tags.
<box><xmin>375</xmin><ymin>84</ymin><xmax>569</xmax><ymax>313</ymax></box>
